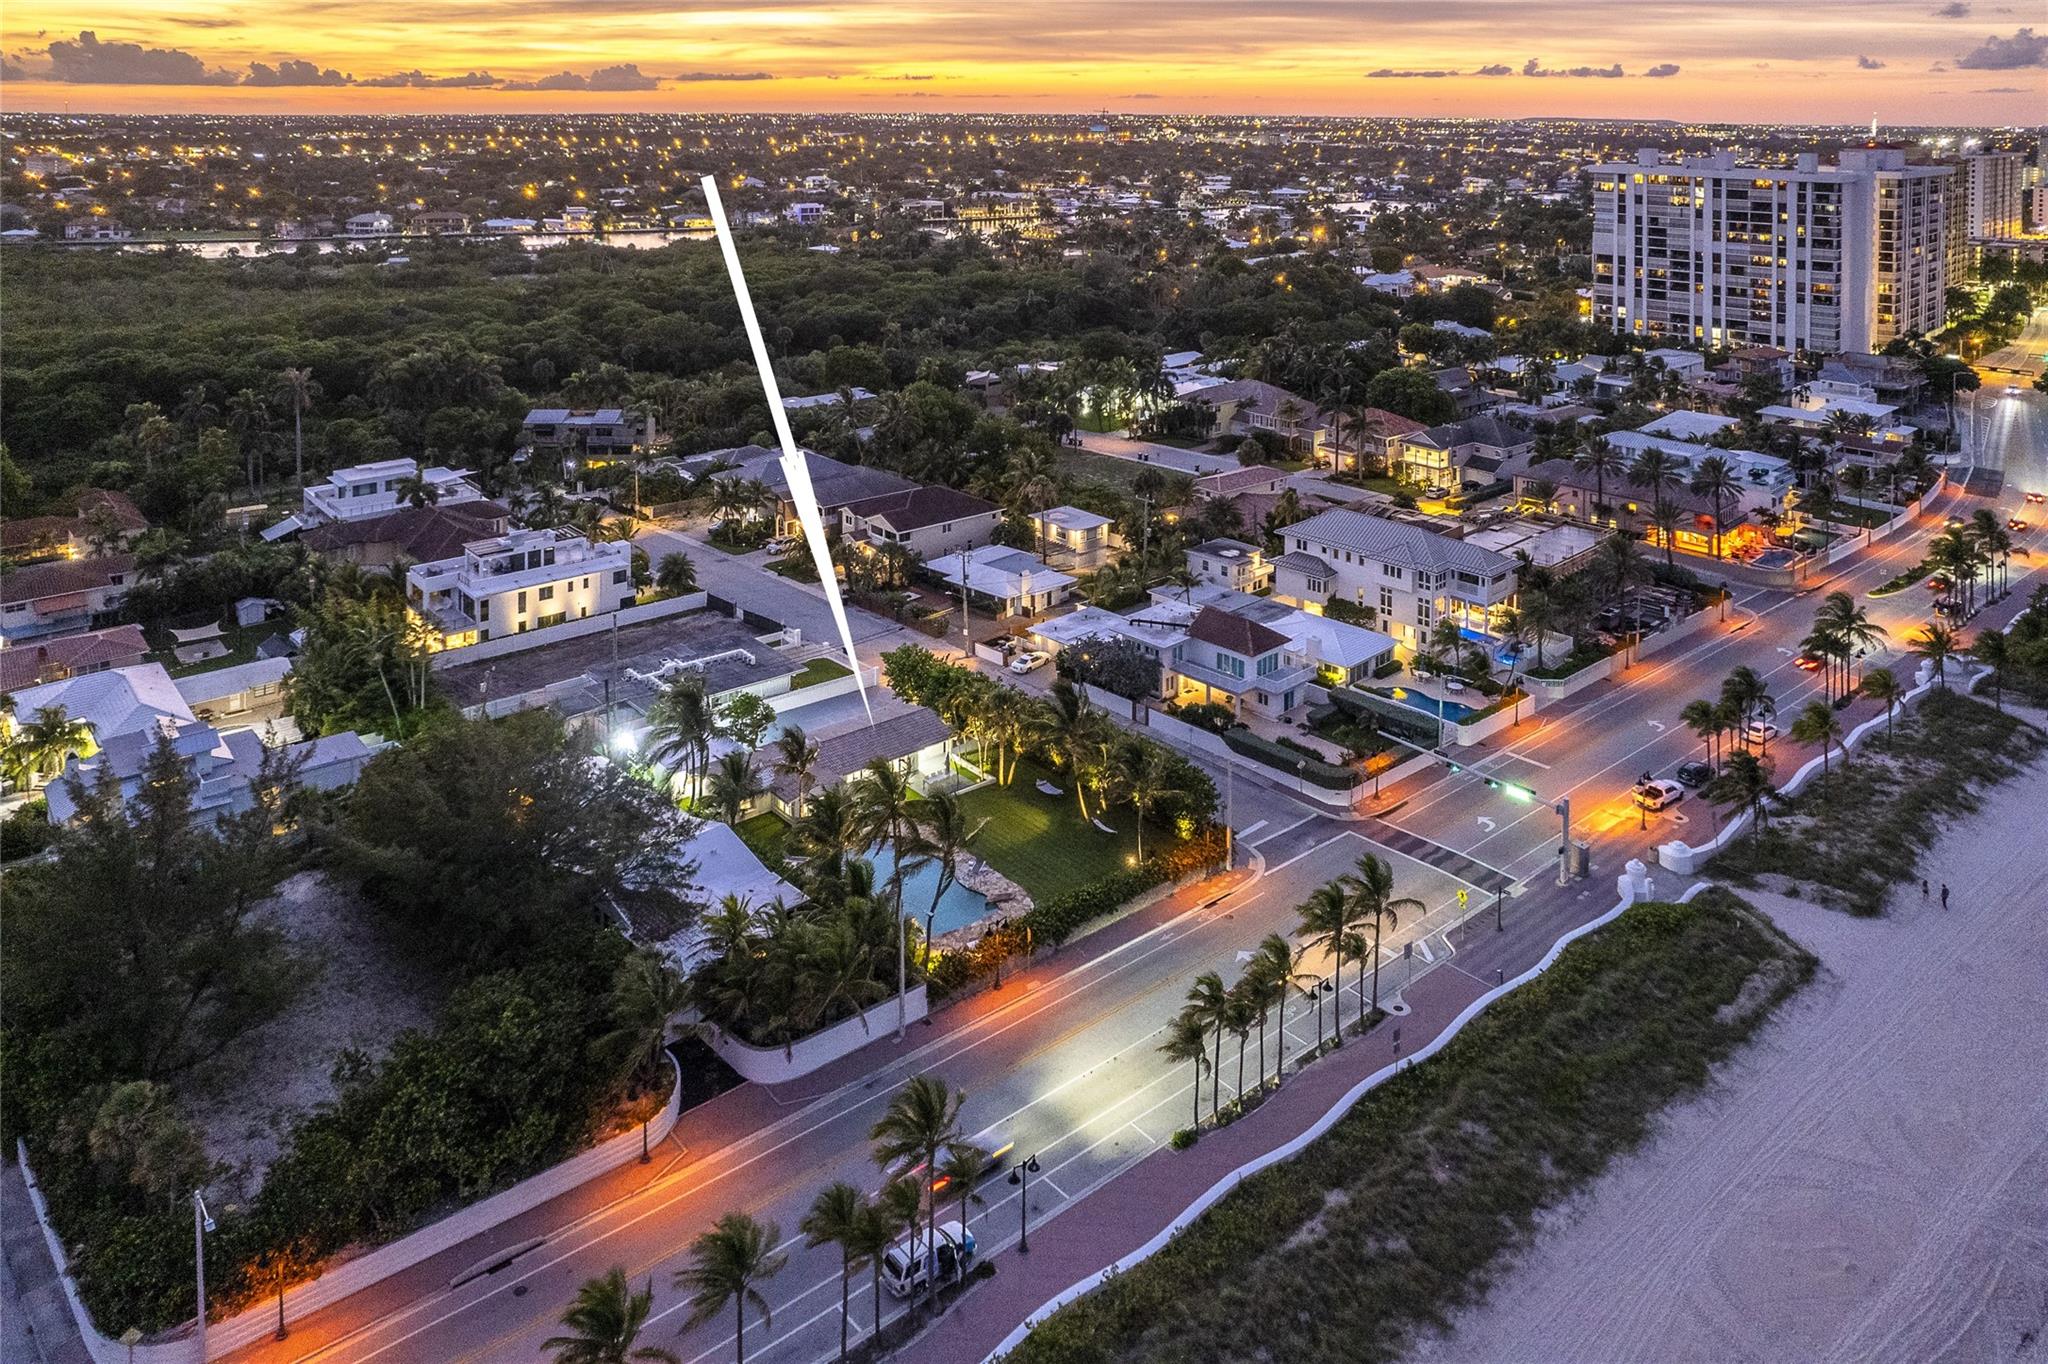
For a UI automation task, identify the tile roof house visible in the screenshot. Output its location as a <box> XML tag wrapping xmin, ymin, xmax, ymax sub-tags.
<box><xmin>1189</xmin><ymin>379</ymin><xmax>1335</xmax><ymax>458</ymax></box>
<box><xmin>712</xmin><ymin>449</ymin><xmax>917</xmax><ymax>539</ymax></box>
<box><xmin>0</xmin><ymin>624</ymin><xmax>150</xmax><ymax>692</ymax></box>
<box><xmin>299</xmin><ymin>501</ymin><xmax>513</xmax><ymax>567</ymax></box>
<box><xmin>765</xmin><ymin>699</ymin><xmax>953</xmax><ymax>813</ymax></box>
<box><xmin>0</xmin><ymin>553</ymin><xmax>137</xmax><ymax>644</ymax></box>
<box><xmin>0</xmin><ymin>489</ymin><xmax>149</xmax><ymax>563</ymax></box>
<box><xmin>1168</xmin><ymin>605</ymin><xmax>1315</xmax><ymax>719</ymax></box>
<box><xmin>838</xmin><ymin>485</ymin><xmax>1003</xmax><ymax>559</ymax></box>
<box><xmin>44</xmin><ymin>720</ymin><xmax>384</xmax><ymax>826</ymax></box>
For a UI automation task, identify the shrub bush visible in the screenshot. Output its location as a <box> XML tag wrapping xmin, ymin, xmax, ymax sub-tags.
<box><xmin>0</xmin><ymin>800</ymin><xmax>54</xmax><ymax>861</ymax></box>
<box><xmin>1222</xmin><ymin>728</ymin><xmax>1357</xmax><ymax>789</ymax></box>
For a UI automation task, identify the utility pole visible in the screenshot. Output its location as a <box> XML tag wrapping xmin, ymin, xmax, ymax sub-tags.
<box><xmin>1554</xmin><ymin>797</ymin><xmax>1572</xmax><ymax>886</ymax></box>
<box><xmin>958</xmin><ymin>541</ymin><xmax>973</xmax><ymax>658</ymax></box>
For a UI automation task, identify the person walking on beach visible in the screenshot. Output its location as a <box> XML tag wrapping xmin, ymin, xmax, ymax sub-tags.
<box><xmin>1940</xmin><ymin>883</ymin><xmax>1950</xmax><ymax>911</ymax></box>
<box><xmin>1921</xmin><ymin>879</ymin><xmax>1929</xmax><ymax>899</ymax></box>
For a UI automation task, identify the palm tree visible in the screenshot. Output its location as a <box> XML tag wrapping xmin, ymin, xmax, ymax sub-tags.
<box><xmin>794</xmin><ymin>785</ymin><xmax>863</xmax><ymax>881</ymax></box>
<box><xmin>1157</xmin><ymin>1014</ymin><xmax>1210</xmax><ymax>1131</ymax></box>
<box><xmin>914</xmin><ymin>793</ymin><xmax>982</xmax><ymax>973</ymax></box>
<box><xmin>1341</xmin><ymin>854</ymin><xmax>1424</xmax><ymax>1027</ymax></box>
<box><xmin>674</xmin><ymin>1213</ymin><xmax>786</xmax><ymax>1364</ymax></box>
<box><xmin>937</xmin><ymin>1140</ymin><xmax>993</xmax><ymax>1240</ymax></box>
<box><xmin>853</xmin><ymin>759</ymin><xmax>927</xmax><ymax>1003</ymax></box>
<box><xmin>705</xmin><ymin>751</ymin><xmax>766</xmax><ymax>825</ymax></box>
<box><xmin>656</xmin><ymin>552</ymin><xmax>697</xmax><ymax>597</ymax></box>
<box><xmin>794</xmin><ymin>915</ymin><xmax>888</xmax><ymax>1040</ymax></box>
<box><xmin>1627</xmin><ymin>449</ymin><xmax>1684</xmax><ymax>564</ymax></box>
<box><xmin>1812</xmin><ymin>590</ymin><xmax>1886</xmax><ymax>699</ymax></box>
<box><xmin>868</xmin><ymin>1075</ymin><xmax>964</xmax><ymax>1320</ymax></box>
<box><xmin>1121</xmin><ymin>740</ymin><xmax>1181</xmax><ymax>864</ymax></box>
<box><xmin>278</xmin><ymin>367</ymin><xmax>317</xmax><ymax>493</ymax></box>
<box><xmin>1180</xmin><ymin>971</ymin><xmax>1231</xmax><ymax>1119</ymax></box>
<box><xmin>1679</xmin><ymin>698</ymin><xmax>1720</xmax><ymax>773</ymax></box>
<box><xmin>645</xmin><ymin>674</ymin><xmax>715</xmax><ymax>801</ymax></box>
<box><xmin>544</xmin><ymin>1267</ymin><xmax>679</xmax><ymax>1364</ymax></box>
<box><xmin>1913</xmin><ymin>622</ymin><xmax>1961</xmax><ymax>687</ymax></box>
<box><xmin>1707</xmin><ymin>748</ymin><xmax>1776</xmax><ymax>844</ymax></box>
<box><xmin>1861</xmin><ymin>666</ymin><xmax>1903</xmax><ymax>736</ymax></box>
<box><xmin>1721</xmin><ymin>665</ymin><xmax>1775</xmax><ymax>757</ymax></box>
<box><xmin>1573</xmin><ymin>435</ymin><xmax>1624</xmax><ymax>525</ymax></box>
<box><xmin>601</xmin><ymin>950</ymin><xmax>687</xmax><ymax>1087</ymax></box>
<box><xmin>1970</xmin><ymin>629</ymin><xmax>2010</xmax><ymax>710</ymax></box>
<box><xmin>1295</xmin><ymin>881</ymin><xmax>1355</xmax><ymax>1048</ymax></box>
<box><xmin>852</xmin><ymin>1187</ymin><xmax>905</xmax><ymax>1349</ymax></box>
<box><xmin>1688</xmin><ymin>455</ymin><xmax>1742</xmax><ymax>559</ymax></box>
<box><xmin>1222</xmin><ymin>985</ymin><xmax>1257</xmax><ymax>1104</ymax></box>
<box><xmin>1035</xmin><ymin>680</ymin><xmax>1114</xmax><ymax>820</ymax></box>
<box><xmin>1</xmin><ymin>705</ymin><xmax>96</xmax><ymax>789</ymax></box>
<box><xmin>773</xmin><ymin>725</ymin><xmax>822</xmax><ymax>818</ymax></box>
<box><xmin>801</xmin><ymin>1183</ymin><xmax>871</xmax><ymax>1364</ymax></box>
<box><xmin>1248</xmin><ymin>933</ymin><xmax>1301</xmax><ymax>1083</ymax></box>
<box><xmin>1592</xmin><ymin>530</ymin><xmax>1649</xmax><ymax>614</ymax></box>
<box><xmin>1789</xmin><ymin>699</ymin><xmax>1845</xmax><ymax>775</ymax></box>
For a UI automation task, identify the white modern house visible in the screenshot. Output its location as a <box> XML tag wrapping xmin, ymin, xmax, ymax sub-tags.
<box><xmin>1185</xmin><ymin>539</ymin><xmax>1272</xmax><ymax>593</ymax></box>
<box><xmin>268</xmin><ymin>458</ymin><xmax>489</xmax><ymax>540</ymax></box>
<box><xmin>405</xmin><ymin>527</ymin><xmax>635</xmax><ymax>649</ymax></box>
<box><xmin>1029</xmin><ymin>506</ymin><xmax>1123</xmax><ymax>571</ymax></box>
<box><xmin>1272</xmin><ymin>508</ymin><xmax>1517</xmax><ymax>648</ymax></box>
<box><xmin>345</xmin><ymin>212</ymin><xmax>395</xmax><ymax>237</ymax></box>
<box><xmin>931</xmin><ymin>545</ymin><xmax>1075</xmax><ymax>619</ymax></box>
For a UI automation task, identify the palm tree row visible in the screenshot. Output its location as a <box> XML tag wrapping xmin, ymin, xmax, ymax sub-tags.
<box><xmin>1801</xmin><ymin>590</ymin><xmax>1888</xmax><ymax>703</ymax></box>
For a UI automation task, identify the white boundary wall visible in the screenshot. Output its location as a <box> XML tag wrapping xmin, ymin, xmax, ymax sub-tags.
<box><xmin>428</xmin><ymin>591</ymin><xmax>710</xmax><ymax>670</ymax></box>
<box><xmin>708</xmin><ymin>986</ymin><xmax>929</xmax><ymax>1083</ymax></box>
<box><xmin>1657</xmin><ymin>660</ymin><xmax>1992</xmax><ymax>875</ymax></box>
<box><xmin>19</xmin><ymin>1062</ymin><xmax>684</xmax><ymax>1363</ymax></box>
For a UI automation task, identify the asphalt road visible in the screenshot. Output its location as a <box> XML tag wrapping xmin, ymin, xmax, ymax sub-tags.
<box><xmin>229</xmin><ymin>474</ymin><xmax>2047</xmax><ymax>1364</ymax></box>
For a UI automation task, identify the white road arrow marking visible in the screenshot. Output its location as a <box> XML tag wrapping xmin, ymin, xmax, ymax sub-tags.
<box><xmin>1477</xmin><ymin>816</ymin><xmax>1498</xmax><ymax>832</ymax></box>
<box><xmin>1647</xmin><ymin>720</ymin><xmax>1666</xmax><ymax>731</ymax></box>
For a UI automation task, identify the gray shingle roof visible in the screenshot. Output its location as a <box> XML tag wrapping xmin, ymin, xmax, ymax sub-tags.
<box><xmin>1283</xmin><ymin>509</ymin><xmax>1514</xmax><ymax>578</ymax></box>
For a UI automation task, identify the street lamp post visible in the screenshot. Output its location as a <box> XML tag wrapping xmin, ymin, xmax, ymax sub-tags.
<box><xmin>1494</xmin><ymin>886</ymin><xmax>1504</xmax><ymax>933</ymax></box>
<box><xmin>1006</xmin><ymin>1153</ymin><xmax>1042</xmax><ymax>1253</ymax></box>
<box><xmin>1554</xmin><ymin>797</ymin><xmax>1572</xmax><ymax>886</ymax></box>
<box><xmin>896</xmin><ymin>908</ymin><xmax>909</xmax><ymax>1041</ymax></box>
<box><xmin>192</xmin><ymin>1191</ymin><xmax>215</xmax><ymax>1359</ymax></box>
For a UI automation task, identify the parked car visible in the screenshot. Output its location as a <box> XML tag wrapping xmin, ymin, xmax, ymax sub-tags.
<box><xmin>1742</xmin><ymin>719</ymin><xmax>1781</xmax><ymax>746</ymax></box>
<box><xmin>1925</xmin><ymin>575</ymin><xmax>1951</xmax><ymax>593</ymax></box>
<box><xmin>1933</xmin><ymin>598</ymin><xmax>1962</xmax><ymax>617</ymax></box>
<box><xmin>1794</xmin><ymin>652</ymin><xmax>1824</xmax><ymax>672</ymax></box>
<box><xmin>1009</xmin><ymin>650</ymin><xmax>1051</xmax><ymax>674</ymax></box>
<box><xmin>1674</xmin><ymin>760</ymin><xmax>1713</xmax><ymax>789</ymax></box>
<box><xmin>880</xmin><ymin>1220</ymin><xmax>977</xmax><ymax>1299</ymax></box>
<box><xmin>765</xmin><ymin>536</ymin><xmax>797</xmax><ymax>556</ymax></box>
<box><xmin>1632</xmin><ymin>778</ymin><xmax>1686</xmax><ymax>812</ymax></box>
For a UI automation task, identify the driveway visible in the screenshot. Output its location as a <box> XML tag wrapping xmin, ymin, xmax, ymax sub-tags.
<box><xmin>634</xmin><ymin>524</ymin><xmax>900</xmax><ymax>650</ymax></box>
<box><xmin>1076</xmin><ymin>431</ymin><xmax>1241</xmax><ymax>475</ymax></box>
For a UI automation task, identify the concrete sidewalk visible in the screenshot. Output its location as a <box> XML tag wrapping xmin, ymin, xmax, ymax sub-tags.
<box><xmin>2</xmin><ymin>1161</ymin><xmax>92</xmax><ymax>1364</ymax></box>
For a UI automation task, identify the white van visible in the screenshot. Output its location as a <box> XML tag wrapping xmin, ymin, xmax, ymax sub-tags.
<box><xmin>880</xmin><ymin>1220</ymin><xmax>977</xmax><ymax>1299</ymax></box>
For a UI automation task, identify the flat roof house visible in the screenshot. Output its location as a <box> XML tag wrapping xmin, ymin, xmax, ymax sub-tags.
<box><xmin>1028</xmin><ymin>506</ymin><xmax>1123</xmax><ymax>571</ymax></box>
<box><xmin>1186</xmin><ymin>538</ymin><xmax>1272</xmax><ymax>594</ymax></box>
<box><xmin>406</xmin><ymin>527</ymin><xmax>635</xmax><ymax>650</ymax></box>
<box><xmin>268</xmin><ymin>458</ymin><xmax>488</xmax><ymax>540</ymax></box>
<box><xmin>521</xmin><ymin>408</ymin><xmax>653</xmax><ymax>462</ymax></box>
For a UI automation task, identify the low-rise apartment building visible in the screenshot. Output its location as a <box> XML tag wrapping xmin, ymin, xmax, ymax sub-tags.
<box><xmin>1271</xmin><ymin>509</ymin><xmax>1516</xmax><ymax>647</ymax></box>
<box><xmin>406</xmin><ymin>527</ymin><xmax>635</xmax><ymax>649</ymax></box>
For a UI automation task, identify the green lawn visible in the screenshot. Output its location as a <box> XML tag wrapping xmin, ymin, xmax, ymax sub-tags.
<box><xmin>788</xmin><ymin>657</ymin><xmax>853</xmax><ymax>691</ymax></box>
<box><xmin>734</xmin><ymin>812</ymin><xmax>791</xmax><ymax>866</ymax></box>
<box><xmin>956</xmin><ymin>758</ymin><xmax>1169</xmax><ymax>903</ymax></box>
<box><xmin>144</xmin><ymin>617</ymin><xmax>278</xmax><ymax>679</ymax></box>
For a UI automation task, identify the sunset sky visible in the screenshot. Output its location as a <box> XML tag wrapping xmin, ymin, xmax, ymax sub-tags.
<box><xmin>2</xmin><ymin>0</ymin><xmax>2043</xmax><ymax>121</ymax></box>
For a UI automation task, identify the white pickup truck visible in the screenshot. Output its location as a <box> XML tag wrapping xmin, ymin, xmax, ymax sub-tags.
<box><xmin>879</xmin><ymin>1220</ymin><xmax>977</xmax><ymax>1299</ymax></box>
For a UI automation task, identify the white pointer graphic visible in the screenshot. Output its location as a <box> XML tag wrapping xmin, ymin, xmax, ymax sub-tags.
<box><xmin>700</xmin><ymin>175</ymin><xmax>872</xmax><ymax>722</ymax></box>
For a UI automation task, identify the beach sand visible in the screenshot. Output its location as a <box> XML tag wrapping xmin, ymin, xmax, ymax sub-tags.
<box><xmin>1409</xmin><ymin>728</ymin><xmax>2048</xmax><ymax>1364</ymax></box>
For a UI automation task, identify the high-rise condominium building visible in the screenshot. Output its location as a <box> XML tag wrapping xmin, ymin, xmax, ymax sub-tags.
<box><xmin>1591</xmin><ymin>147</ymin><xmax>1950</xmax><ymax>355</ymax></box>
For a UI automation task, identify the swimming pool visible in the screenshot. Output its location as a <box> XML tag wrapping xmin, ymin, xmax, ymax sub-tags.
<box><xmin>1379</xmin><ymin>686</ymin><xmax>1480</xmax><ymax>724</ymax></box>
<box><xmin>1750</xmin><ymin>548</ymin><xmax>1798</xmax><ymax>569</ymax></box>
<box><xmin>867</xmin><ymin>844</ymin><xmax>993</xmax><ymax>938</ymax></box>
